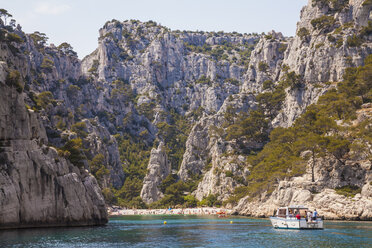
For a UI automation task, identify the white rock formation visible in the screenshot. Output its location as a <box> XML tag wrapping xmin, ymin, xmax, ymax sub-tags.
<box><xmin>140</xmin><ymin>142</ymin><xmax>171</xmax><ymax>204</ymax></box>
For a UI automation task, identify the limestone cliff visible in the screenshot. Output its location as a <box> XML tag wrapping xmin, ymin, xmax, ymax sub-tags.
<box><xmin>176</xmin><ymin>0</ymin><xmax>372</xmax><ymax>217</ymax></box>
<box><xmin>1</xmin><ymin>0</ymin><xmax>371</xmax><ymax>221</ymax></box>
<box><xmin>0</xmin><ymin>67</ymin><xmax>107</xmax><ymax>229</ymax></box>
<box><xmin>77</xmin><ymin>0</ymin><xmax>371</xmax><ymax>213</ymax></box>
<box><xmin>140</xmin><ymin>142</ymin><xmax>170</xmax><ymax>203</ymax></box>
<box><xmin>233</xmin><ymin>100</ymin><xmax>372</xmax><ymax>220</ymax></box>
<box><xmin>0</xmin><ymin>21</ymin><xmax>108</xmax><ymax>228</ymax></box>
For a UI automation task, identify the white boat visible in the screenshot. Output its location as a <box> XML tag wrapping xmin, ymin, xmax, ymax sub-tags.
<box><xmin>270</xmin><ymin>206</ymin><xmax>323</xmax><ymax>230</ymax></box>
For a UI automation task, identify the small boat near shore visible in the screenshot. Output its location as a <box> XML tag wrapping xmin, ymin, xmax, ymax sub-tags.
<box><xmin>270</xmin><ymin>206</ymin><xmax>323</xmax><ymax>230</ymax></box>
<box><xmin>216</xmin><ymin>211</ymin><xmax>227</xmax><ymax>218</ymax></box>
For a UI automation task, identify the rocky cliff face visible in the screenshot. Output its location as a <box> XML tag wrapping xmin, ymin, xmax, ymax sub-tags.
<box><xmin>81</xmin><ymin>20</ymin><xmax>258</xmax><ymax>116</ymax></box>
<box><xmin>174</xmin><ymin>0</ymin><xmax>372</xmax><ymax>217</ymax></box>
<box><xmin>140</xmin><ymin>142</ymin><xmax>170</xmax><ymax>203</ymax></box>
<box><xmin>65</xmin><ymin>0</ymin><xmax>372</xmax><ymax>214</ymax></box>
<box><xmin>233</xmin><ymin>100</ymin><xmax>372</xmax><ymax>220</ymax></box>
<box><xmin>78</xmin><ymin>20</ymin><xmax>263</xmax><ymax>206</ymax></box>
<box><xmin>284</xmin><ymin>0</ymin><xmax>371</xmax><ymax>83</ymax></box>
<box><xmin>234</xmin><ymin>157</ymin><xmax>372</xmax><ymax>220</ymax></box>
<box><xmin>0</xmin><ymin>22</ymin><xmax>109</xmax><ymax>228</ymax></box>
<box><xmin>1</xmin><ymin>0</ymin><xmax>371</xmax><ymax>222</ymax></box>
<box><xmin>0</xmin><ymin>64</ymin><xmax>107</xmax><ymax>228</ymax></box>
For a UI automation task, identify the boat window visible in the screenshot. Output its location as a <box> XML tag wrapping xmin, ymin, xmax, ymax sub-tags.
<box><xmin>278</xmin><ymin>209</ymin><xmax>286</xmax><ymax>217</ymax></box>
<box><xmin>288</xmin><ymin>209</ymin><xmax>295</xmax><ymax>216</ymax></box>
<box><xmin>289</xmin><ymin>208</ymin><xmax>301</xmax><ymax>214</ymax></box>
<box><xmin>299</xmin><ymin>209</ymin><xmax>307</xmax><ymax>216</ymax></box>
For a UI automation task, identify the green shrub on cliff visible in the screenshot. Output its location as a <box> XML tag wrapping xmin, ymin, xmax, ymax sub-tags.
<box><xmin>195</xmin><ymin>75</ymin><xmax>212</xmax><ymax>85</ymax></box>
<box><xmin>40</xmin><ymin>57</ymin><xmax>54</xmax><ymax>72</ymax></box>
<box><xmin>224</xmin><ymin>78</ymin><xmax>240</xmax><ymax>86</ymax></box>
<box><xmin>311</xmin><ymin>16</ymin><xmax>335</xmax><ymax>32</ymax></box>
<box><xmin>30</xmin><ymin>31</ymin><xmax>48</xmax><ymax>49</ymax></box>
<box><xmin>160</xmin><ymin>174</ymin><xmax>178</xmax><ymax>192</ymax></box>
<box><xmin>256</xmin><ymin>82</ymin><xmax>286</xmax><ymax>118</ymax></box>
<box><xmin>297</xmin><ymin>27</ymin><xmax>310</xmax><ymax>41</ymax></box>
<box><xmin>59</xmin><ymin>138</ymin><xmax>86</xmax><ymax>168</ymax></box>
<box><xmin>225</xmin><ymin>110</ymin><xmax>269</xmax><ymax>144</ymax></box>
<box><xmin>71</xmin><ymin>121</ymin><xmax>88</xmax><ymax>138</ymax></box>
<box><xmin>198</xmin><ymin>194</ymin><xmax>221</xmax><ymax>207</ymax></box>
<box><xmin>183</xmin><ymin>195</ymin><xmax>198</xmax><ymax>207</ymax></box>
<box><xmin>116</xmin><ymin>177</ymin><xmax>144</xmax><ymax>203</ymax></box>
<box><xmin>89</xmin><ymin>154</ymin><xmax>105</xmax><ymax>174</ymax></box>
<box><xmin>88</xmin><ymin>59</ymin><xmax>99</xmax><ymax>75</ymax></box>
<box><xmin>284</xmin><ymin>71</ymin><xmax>304</xmax><ymax>90</ymax></box>
<box><xmin>5</xmin><ymin>32</ymin><xmax>23</xmax><ymax>43</ymax></box>
<box><xmin>156</xmin><ymin>109</ymin><xmax>191</xmax><ymax>170</ymax></box>
<box><xmin>258</xmin><ymin>61</ymin><xmax>269</xmax><ymax>72</ymax></box>
<box><xmin>137</xmin><ymin>102</ymin><xmax>156</xmax><ymax>121</ymax></box>
<box><xmin>101</xmin><ymin>187</ymin><xmax>115</xmax><ymax>204</ymax></box>
<box><xmin>335</xmin><ymin>185</ymin><xmax>361</xmax><ymax>197</ymax></box>
<box><xmin>58</xmin><ymin>42</ymin><xmax>77</xmax><ymax>57</ymax></box>
<box><xmin>67</xmin><ymin>84</ymin><xmax>81</xmax><ymax>98</ymax></box>
<box><xmin>278</xmin><ymin>43</ymin><xmax>288</xmax><ymax>53</ymax></box>
<box><xmin>346</xmin><ymin>34</ymin><xmax>363</xmax><ymax>47</ymax></box>
<box><xmin>262</xmin><ymin>80</ymin><xmax>274</xmax><ymax>90</ymax></box>
<box><xmin>312</xmin><ymin>0</ymin><xmax>348</xmax><ymax>11</ymax></box>
<box><xmin>114</xmin><ymin>133</ymin><xmax>151</xmax><ymax>205</ymax></box>
<box><xmin>5</xmin><ymin>70</ymin><xmax>23</xmax><ymax>93</ymax></box>
<box><xmin>34</xmin><ymin>91</ymin><xmax>55</xmax><ymax>109</ymax></box>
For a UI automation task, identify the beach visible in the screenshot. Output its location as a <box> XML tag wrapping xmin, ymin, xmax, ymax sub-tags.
<box><xmin>108</xmin><ymin>207</ymin><xmax>233</xmax><ymax>216</ymax></box>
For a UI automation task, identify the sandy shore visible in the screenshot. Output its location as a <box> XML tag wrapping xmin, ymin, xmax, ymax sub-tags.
<box><xmin>108</xmin><ymin>207</ymin><xmax>233</xmax><ymax>216</ymax></box>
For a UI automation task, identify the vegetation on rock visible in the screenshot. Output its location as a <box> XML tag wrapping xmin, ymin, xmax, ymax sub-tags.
<box><xmin>227</xmin><ymin>55</ymin><xmax>372</xmax><ymax>204</ymax></box>
<box><xmin>335</xmin><ymin>185</ymin><xmax>362</xmax><ymax>198</ymax></box>
<box><xmin>1</xmin><ymin>5</ymin><xmax>371</xmax><ymax>213</ymax></box>
<box><xmin>5</xmin><ymin>70</ymin><xmax>23</xmax><ymax>93</ymax></box>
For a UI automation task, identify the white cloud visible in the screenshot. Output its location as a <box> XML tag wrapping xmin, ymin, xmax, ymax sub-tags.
<box><xmin>34</xmin><ymin>2</ymin><xmax>71</xmax><ymax>15</ymax></box>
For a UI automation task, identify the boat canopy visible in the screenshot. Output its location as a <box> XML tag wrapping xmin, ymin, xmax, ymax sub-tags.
<box><xmin>288</xmin><ymin>206</ymin><xmax>308</xmax><ymax>209</ymax></box>
<box><xmin>276</xmin><ymin>206</ymin><xmax>309</xmax><ymax>217</ymax></box>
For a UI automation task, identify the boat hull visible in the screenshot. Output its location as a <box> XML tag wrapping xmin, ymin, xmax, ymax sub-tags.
<box><xmin>270</xmin><ymin>217</ymin><xmax>323</xmax><ymax>230</ymax></box>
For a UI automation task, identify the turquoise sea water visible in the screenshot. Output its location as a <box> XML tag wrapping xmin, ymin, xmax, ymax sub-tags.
<box><xmin>0</xmin><ymin>216</ymin><xmax>371</xmax><ymax>248</ymax></box>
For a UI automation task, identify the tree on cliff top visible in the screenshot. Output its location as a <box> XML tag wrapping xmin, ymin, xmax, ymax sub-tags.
<box><xmin>58</xmin><ymin>42</ymin><xmax>77</xmax><ymax>57</ymax></box>
<box><xmin>0</xmin><ymin>9</ymin><xmax>12</xmax><ymax>25</ymax></box>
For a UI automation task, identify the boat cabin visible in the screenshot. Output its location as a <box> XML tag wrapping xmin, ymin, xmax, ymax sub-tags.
<box><xmin>276</xmin><ymin>206</ymin><xmax>308</xmax><ymax>218</ymax></box>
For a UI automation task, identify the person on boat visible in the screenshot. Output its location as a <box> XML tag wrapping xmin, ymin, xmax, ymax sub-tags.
<box><xmin>307</xmin><ymin>211</ymin><xmax>312</xmax><ymax>222</ymax></box>
<box><xmin>304</xmin><ymin>211</ymin><xmax>308</xmax><ymax>221</ymax></box>
<box><xmin>296</xmin><ymin>212</ymin><xmax>301</xmax><ymax>220</ymax></box>
<box><xmin>313</xmin><ymin>209</ymin><xmax>318</xmax><ymax>221</ymax></box>
<box><xmin>289</xmin><ymin>210</ymin><xmax>294</xmax><ymax>218</ymax></box>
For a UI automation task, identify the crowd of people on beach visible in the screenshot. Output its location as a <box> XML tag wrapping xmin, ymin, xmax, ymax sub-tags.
<box><xmin>108</xmin><ymin>207</ymin><xmax>232</xmax><ymax>216</ymax></box>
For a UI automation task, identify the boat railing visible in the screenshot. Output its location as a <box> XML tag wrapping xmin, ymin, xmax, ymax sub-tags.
<box><xmin>272</xmin><ymin>214</ymin><xmax>322</xmax><ymax>221</ymax></box>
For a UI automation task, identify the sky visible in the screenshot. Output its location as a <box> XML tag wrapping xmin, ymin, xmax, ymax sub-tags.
<box><xmin>1</xmin><ymin>0</ymin><xmax>308</xmax><ymax>58</ymax></box>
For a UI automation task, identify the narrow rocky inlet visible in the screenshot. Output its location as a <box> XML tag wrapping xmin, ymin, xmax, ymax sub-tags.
<box><xmin>0</xmin><ymin>0</ymin><xmax>372</xmax><ymax>229</ymax></box>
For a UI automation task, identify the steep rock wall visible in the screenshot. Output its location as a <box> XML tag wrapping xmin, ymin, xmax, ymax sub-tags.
<box><xmin>0</xmin><ymin>77</ymin><xmax>107</xmax><ymax>228</ymax></box>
